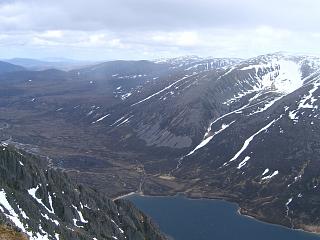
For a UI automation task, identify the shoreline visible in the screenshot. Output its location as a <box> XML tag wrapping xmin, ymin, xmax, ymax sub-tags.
<box><xmin>236</xmin><ymin>208</ymin><xmax>320</xmax><ymax>237</ymax></box>
<box><xmin>114</xmin><ymin>191</ymin><xmax>320</xmax><ymax>237</ymax></box>
<box><xmin>112</xmin><ymin>191</ymin><xmax>137</xmax><ymax>201</ymax></box>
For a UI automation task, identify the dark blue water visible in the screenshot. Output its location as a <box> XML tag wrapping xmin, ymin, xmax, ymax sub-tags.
<box><xmin>127</xmin><ymin>194</ymin><xmax>320</xmax><ymax>240</ymax></box>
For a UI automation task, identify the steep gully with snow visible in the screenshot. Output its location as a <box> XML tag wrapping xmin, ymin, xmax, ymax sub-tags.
<box><xmin>1</xmin><ymin>53</ymin><xmax>320</xmax><ymax>236</ymax></box>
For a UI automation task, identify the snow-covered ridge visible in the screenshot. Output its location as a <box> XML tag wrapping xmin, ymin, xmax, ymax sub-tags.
<box><xmin>239</xmin><ymin>58</ymin><xmax>303</xmax><ymax>94</ymax></box>
<box><xmin>153</xmin><ymin>56</ymin><xmax>242</xmax><ymax>71</ymax></box>
<box><xmin>220</xmin><ymin>54</ymin><xmax>320</xmax><ymax>116</ymax></box>
<box><xmin>223</xmin><ymin>54</ymin><xmax>320</xmax><ymax>102</ymax></box>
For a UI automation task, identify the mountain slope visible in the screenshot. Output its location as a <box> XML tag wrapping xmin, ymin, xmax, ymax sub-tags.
<box><xmin>0</xmin><ymin>144</ymin><xmax>167</xmax><ymax>240</ymax></box>
<box><xmin>169</xmin><ymin>53</ymin><xmax>320</xmax><ymax>232</ymax></box>
<box><xmin>86</xmin><ymin>53</ymin><xmax>320</xmax><ymax>232</ymax></box>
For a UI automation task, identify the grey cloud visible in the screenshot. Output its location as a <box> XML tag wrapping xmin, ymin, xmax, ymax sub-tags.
<box><xmin>1</xmin><ymin>0</ymin><xmax>320</xmax><ymax>32</ymax></box>
<box><xmin>0</xmin><ymin>0</ymin><xmax>320</xmax><ymax>60</ymax></box>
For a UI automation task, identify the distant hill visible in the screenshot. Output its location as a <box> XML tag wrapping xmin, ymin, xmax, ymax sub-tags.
<box><xmin>4</xmin><ymin>58</ymin><xmax>97</xmax><ymax>71</ymax></box>
<box><xmin>0</xmin><ymin>61</ymin><xmax>24</xmax><ymax>74</ymax></box>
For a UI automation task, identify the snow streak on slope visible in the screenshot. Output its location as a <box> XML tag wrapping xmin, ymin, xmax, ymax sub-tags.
<box><xmin>92</xmin><ymin>114</ymin><xmax>110</xmax><ymax>124</ymax></box>
<box><xmin>225</xmin><ymin>116</ymin><xmax>281</xmax><ymax>166</ymax></box>
<box><xmin>115</xmin><ymin>115</ymin><xmax>133</xmax><ymax>127</ymax></box>
<box><xmin>285</xmin><ymin>197</ymin><xmax>293</xmax><ymax>216</ymax></box>
<box><xmin>184</xmin><ymin>94</ymin><xmax>267</xmax><ymax>160</ymax></box>
<box><xmin>28</xmin><ymin>185</ymin><xmax>54</xmax><ymax>214</ymax></box>
<box><xmin>187</xmin><ymin>121</ymin><xmax>235</xmax><ymax>156</ymax></box>
<box><xmin>203</xmin><ymin>91</ymin><xmax>266</xmax><ymax>140</ymax></box>
<box><xmin>247</xmin><ymin>94</ymin><xmax>283</xmax><ymax>116</ymax></box>
<box><xmin>237</xmin><ymin>156</ymin><xmax>251</xmax><ymax>169</ymax></box>
<box><xmin>72</xmin><ymin>204</ymin><xmax>88</xmax><ymax>228</ymax></box>
<box><xmin>262</xmin><ymin>168</ymin><xmax>270</xmax><ymax>176</ymax></box>
<box><xmin>110</xmin><ymin>116</ymin><xmax>126</xmax><ymax>126</ymax></box>
<box><xmin>131</xmin><ymin>74</ymin><xmax>197</xmax><ymax>106</ymax></box>
<box><xmin>262</xmin><ymin>170</ymin><xmax>279</xmax><ymax>180</ymax></box>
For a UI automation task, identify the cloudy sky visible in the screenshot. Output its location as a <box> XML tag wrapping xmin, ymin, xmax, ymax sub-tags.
<box><xmin>1</xmin><ymin>0</ymin><xmax>320</xmax><ymax>60</ymax></box>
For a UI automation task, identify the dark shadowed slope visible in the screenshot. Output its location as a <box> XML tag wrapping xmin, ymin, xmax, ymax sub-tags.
<box><xmin>0</xmin><ymin>144</ymin><xmax>167</xmax><ymax>240</ymax></box>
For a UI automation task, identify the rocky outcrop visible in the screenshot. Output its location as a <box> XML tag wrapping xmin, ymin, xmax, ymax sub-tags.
<box><xmin>0</xmin><ymin>144</ymin><xmax>167</xmax><ymax>240</ymax></box>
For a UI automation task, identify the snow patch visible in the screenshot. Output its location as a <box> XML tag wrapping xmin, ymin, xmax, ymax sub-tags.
<box><xmin>186</xmin><ymin>121</ymin><xmax>235</xmax><ymax>156</ymax></box>
<box><xmin>115</xmin><ymin>116</ymin><xmax>133</xmax><ymax>128</ymax></box>
<box><xmin>131</xmin><ymin>74</ymin><xmax>196</xmax><ymax>106</ymax></box>
<box><xmin>237</xmin><ymin>156</ymin><xmax>251</xmax><ymax>169</ymax></box>
<box><xmin>72</xmin><ymin>204</ymin><xmax>88</xmax><ymax>228</ymax></box>
<box><xmin>92</xmin><ymin>114</ymin><xmax>110</xmax><ymax>124</ymax></box>
<box><xmin>226</xmin><ymin>118</ymin><xmax>279</xmax><ymax>164</ymax></box>
<box><xmin>28</xmin><ymin>185</ymin><xmax>54</xmax><ymax>214</ymax></box>
<box><xmin>262</xmin><ymin>168</ymin><xmax>269</xmax><ymax>176</ymax></box>
<box><xmin>261</xmin><ymin>170</ymin><xmax>279</xmax><ymax>180</ymax></box>
<box><xmin>121</xmin><ymin>92</ymin><xmax>132</xmax><ymax>100</ymax></box>
<box><xmin>285</xmin><ymin>197</ymin><xmax>293</xmax><ymax>216</ymax></box>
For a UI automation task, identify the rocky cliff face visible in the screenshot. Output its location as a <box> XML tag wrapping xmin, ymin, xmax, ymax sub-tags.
<box><xmin>0</xmin><ymin>144</ymin><xmax>167</xmax><ymax>240</ymax></box>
